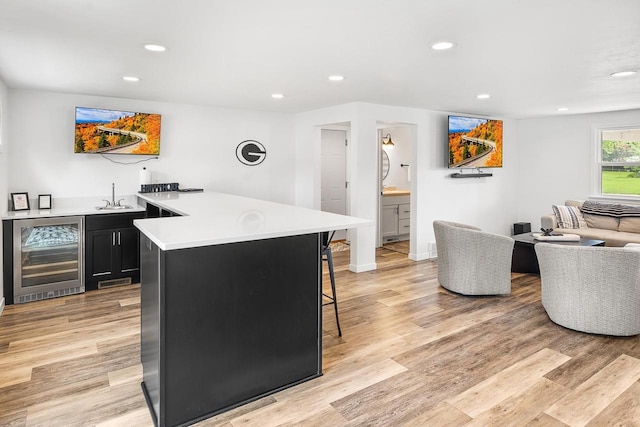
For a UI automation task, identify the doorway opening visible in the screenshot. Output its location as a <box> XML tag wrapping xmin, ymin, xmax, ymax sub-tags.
<box><xmin>378</xmin><ymin>124</ymin><xmax>414</xmax><ymax>256</ymax></box>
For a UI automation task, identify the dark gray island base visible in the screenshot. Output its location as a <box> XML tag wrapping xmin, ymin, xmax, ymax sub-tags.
<box><xmin>140</xmin><ymin>232</ymin><xmax>322</xmax><ymax>427</ymax></box>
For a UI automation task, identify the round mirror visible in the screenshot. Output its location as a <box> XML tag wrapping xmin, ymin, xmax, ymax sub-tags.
<box><xmin>381</xmin><ymin>149</ymin><xmax>390</xmax><ymax>180</ymax></box>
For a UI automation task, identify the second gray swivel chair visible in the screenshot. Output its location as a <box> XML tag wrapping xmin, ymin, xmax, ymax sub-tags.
<box><xmin>433</xmin><ymin>220</ymin><xmax>515</xmax><ymax>295</ymax></box>
<box><xmin>535</xmin><ymin>243</ymin><xmax>640</xmax><ymax>336</ymax></box>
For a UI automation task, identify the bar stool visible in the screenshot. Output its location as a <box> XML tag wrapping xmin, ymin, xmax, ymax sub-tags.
<box><xmin>322</xmin><ymin>231</ymin><xmax>342</xmax><ymax>337</ymax></box>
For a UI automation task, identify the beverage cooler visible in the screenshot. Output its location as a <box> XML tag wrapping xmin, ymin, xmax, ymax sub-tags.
<box><xmin>12</xmin><ymin>216</ymin><xmax>84</xmax><ymax>304</ymax></box>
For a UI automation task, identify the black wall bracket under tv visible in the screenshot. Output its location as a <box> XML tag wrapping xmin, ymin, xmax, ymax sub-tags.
<box><xmin>450</xmin><ymin>171</ymin><xmax>493</xmax><ymax>178</ymax></box>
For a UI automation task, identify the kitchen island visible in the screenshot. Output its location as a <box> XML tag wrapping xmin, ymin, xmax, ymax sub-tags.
<box><xmin>134</xmin><ymin>192</ymin><xmax>370</xmax><ymax>427</ymax></box>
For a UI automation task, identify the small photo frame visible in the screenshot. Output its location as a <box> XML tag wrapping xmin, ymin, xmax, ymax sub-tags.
<box><xmin>38</xmin><ymin>194</ymin><xmax>52</xmax><ymax>209</ymax></box>
<box><xmin>11</xmin><ymin>192</ymin><xmax>30</xmax><ymax>211</ymax></box>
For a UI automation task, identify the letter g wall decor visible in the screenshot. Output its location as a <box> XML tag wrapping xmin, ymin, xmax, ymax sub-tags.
<box><xmin>236</xmin><ymin>140</ymin><xmax>266</xmax><ymax>166</ymax></box>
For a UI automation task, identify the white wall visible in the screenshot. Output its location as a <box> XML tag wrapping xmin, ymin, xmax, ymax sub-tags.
<box><xmin>516</xmin><ymin>109</ymin><xmax>640</xmax><ymax>229</ymax></box>
<box><xmin>296</xmin><ymin>102</ymin><xmax>520</xmax><ymax>268</ymax></box>
<box><xmin>411</xmin><ymin>108</ymin><xmax>519</xmax><ymax>258</ymax></box>
<box><xmin>11</xmin><ymin>87</ymin><xmax>611</xmax><ymax>307</ymax></box>
<box><xmin>8</xmin><ymin>90</ymin><xmax>297</xmax><ymax>204</ymax></box>
<box><xmin>0</xmin><ymin>77</ymin><xmax>8</xmax><ymax>309</ymax></box>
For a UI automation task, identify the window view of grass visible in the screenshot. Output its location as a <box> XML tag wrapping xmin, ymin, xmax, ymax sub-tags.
<box><xmin>601</xmin><ymin>128</ymin><xmax>640</xmax><ymax>195</ymax></box>
<box><xmin>602</xmin><ymin>169</ymin><xmax>640</xmax><ymax>195</ymax></box>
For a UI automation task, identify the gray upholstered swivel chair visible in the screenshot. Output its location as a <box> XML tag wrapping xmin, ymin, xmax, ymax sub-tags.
<box><xmin>535</xmin><ymin>243</ymin><xmax>640</xmax><ymax>336</ymax></box>
<box><xmin>433</xmin><ymin>220</ymin><xmax>515</xmax><ymax>295</ymax></box>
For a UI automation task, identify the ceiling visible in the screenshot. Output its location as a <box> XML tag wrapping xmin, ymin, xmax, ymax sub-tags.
<box><xmin>1</xmin><ymin>0</ymin><xmax>639</xmax><ymax>118</ymax></box>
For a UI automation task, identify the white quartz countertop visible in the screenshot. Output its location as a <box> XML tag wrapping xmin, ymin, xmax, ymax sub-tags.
<box><xmin>135</xmin><ymin>191</ymin><xmax>372</xmax><ymax>251</ymax></box>
<box><xmin>1</xmin><ymin>195</ymin><xmax>145</xmax><ymax>220</ymax></box>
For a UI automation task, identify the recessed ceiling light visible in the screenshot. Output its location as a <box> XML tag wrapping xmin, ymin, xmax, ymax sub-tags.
<box><xmin>122</xmin><ymin>76</ymin><xmax>140</xmax><ymax>82</ymax></box>
<box><xmin>610</xmin><ymin>70</ymin><xmax>637</xmax><ymax>78</ymax></box>
<box><xmin>477</xmin><ymin>94</ymin><xmax>490</xmax><ymax>100</ymax></box>
<box><xmin>144</xmin><ymin>44</ymin><xmax>167</xmax><ymax>52</ymax></box>
<box><xmin>431</xmin><ymin>41</ymin><xmax>454</xmax><ymax>50</ymax></box>
<box><xmin>271</xmin><ymin>93</ymin><xmax>284</xmax><ymax>99</ymax></box>
<box><xmin>557</xmin><ymin>107</ymin><xmax>569</xmax><ymax>112</ymax></box>
<box><xmin>328</xmin><ymin>75</ymin><xmax>344</xmax><ymax>81</ymax></box>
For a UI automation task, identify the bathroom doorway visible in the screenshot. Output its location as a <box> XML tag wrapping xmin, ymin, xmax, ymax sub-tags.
<box><xmin>378</xmin><ymin>124</ymin><xmax>413</xmax><ymax>255</ymax></box>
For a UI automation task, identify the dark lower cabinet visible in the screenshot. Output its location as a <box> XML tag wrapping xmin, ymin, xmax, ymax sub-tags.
<box><xmin>140</xmin><ymin>232</ymin><xmax>322</xmax><ymax>427</ymax></box>
<box><xmin>85</xmin><ymin>212</ymin><xmax>145</xmax><ymax>290</ymax></box>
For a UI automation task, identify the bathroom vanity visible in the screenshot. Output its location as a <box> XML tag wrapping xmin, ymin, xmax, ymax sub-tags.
<box><xmin>381</xmin><ymin>192</ymin><xmax>411</xmax><ymax>243</ymax></box>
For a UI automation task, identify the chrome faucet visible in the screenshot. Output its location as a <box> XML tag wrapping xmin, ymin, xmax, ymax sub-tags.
<box><xmin>102</xmin><ymin>183</ymin><xmax>124</xmax><ymax>207</ymax></box>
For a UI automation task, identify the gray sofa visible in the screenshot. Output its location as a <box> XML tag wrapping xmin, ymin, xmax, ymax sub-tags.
<box><xmin>541</xmin><ymin>200</ymin><xmax>640</xmax><ymax>247</ymax></box>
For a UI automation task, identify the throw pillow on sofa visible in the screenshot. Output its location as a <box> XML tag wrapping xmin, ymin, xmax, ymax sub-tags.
<box><xmin>552</xmin><ymin>205</ymin><xmax>587</xmax><ymax>229</ymax></box>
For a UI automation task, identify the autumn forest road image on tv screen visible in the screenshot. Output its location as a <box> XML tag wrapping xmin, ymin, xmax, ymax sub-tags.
<box><xmin>448</xmin><ymin>115</ymin><xmax>503</xmax><ymax>168</ymax></box>
<box><xmin>74</xmin><ymin>107</ymin><xmax>161</xmax><ymax>155</ymax></box>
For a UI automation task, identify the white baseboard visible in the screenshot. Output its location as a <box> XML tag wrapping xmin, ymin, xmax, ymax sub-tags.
<box><xmin>409</xmin><ymin>252</ymin><xmax>431</xmax><ymax>261</ymax></box>
<box><xmin>0</xmin><ymin>297</ymin><xmax>4</xmax><ymax>317</ymax></box>
<box><xmin>349</xmin><ymin>263</ymin><xmax>377</xmax><ymax>273</ymax></box>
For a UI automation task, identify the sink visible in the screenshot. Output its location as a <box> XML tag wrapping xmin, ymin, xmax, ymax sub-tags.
<box><xmin>96</xmin><ymin>205</ymin><xmax>133</xmax><ymax>210</ymax></box>
<box><xmin>97</xmin><ymin>183</ymin><xmax>133</xmax><ymax>210</ymax></box>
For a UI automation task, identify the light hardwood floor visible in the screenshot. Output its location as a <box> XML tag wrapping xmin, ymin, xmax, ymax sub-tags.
<box><xmin>1</xmin><ymin>247</ymin><xmax>639</xmax><ymax>426</ymax></box>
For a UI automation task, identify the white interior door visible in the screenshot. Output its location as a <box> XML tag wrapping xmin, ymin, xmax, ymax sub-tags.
<box><xmin>321</xmin><ymin>129</ymin><xmax>347</xmax><ymax>241</ymax></box>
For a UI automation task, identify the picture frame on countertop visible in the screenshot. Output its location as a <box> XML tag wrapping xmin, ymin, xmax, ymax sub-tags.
<box><xmin>11</xmin><ymin>192</ymin><xmax>30</xmax><ymax>211</ymax></box>
<box><xmin>38</xmin><ymin>194</ymin><xmax>52</xmax><ymax>209</ymax></box>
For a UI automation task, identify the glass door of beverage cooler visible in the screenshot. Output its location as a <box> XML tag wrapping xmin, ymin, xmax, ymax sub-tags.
<box><xmin>13</xmin><ymin>216</ymin><xmax>84</xmax><ymax>303</ymax></box>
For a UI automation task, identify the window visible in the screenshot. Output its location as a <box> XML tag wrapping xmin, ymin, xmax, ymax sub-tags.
<box><xmin>597</xmin><ymin>126</ymin><xmax>640</xmax><ymax>196</ymax></box>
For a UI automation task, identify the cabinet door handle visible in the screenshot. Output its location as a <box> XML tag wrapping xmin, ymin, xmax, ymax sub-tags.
<box><xmin>112</xmin><ymin>231</ymin><xmax>116</xmax><ymax>246</ymax></box>
<box><xmin>118</xmin><ymin>231</ymin><xmax>121</xmax><ymax>246</ymax></box>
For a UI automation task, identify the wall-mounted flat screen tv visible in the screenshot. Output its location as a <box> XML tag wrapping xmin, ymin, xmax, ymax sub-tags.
<box><xmin>448</xmin><ymin>115</ymin><xmax>503</xmax><ymax>168</ymax></box>
<box><xmin>74</xmin><ymin>107</ymin><xmax>161</xmax><ymax>155</ymax></box>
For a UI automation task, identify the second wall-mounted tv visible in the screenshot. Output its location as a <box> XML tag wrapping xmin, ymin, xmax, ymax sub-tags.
<box><xmin>448</xmin><ymin>115</ymin><xmax>503</xmax><ymax>168</ymax></box>
<box><xmin>74</xmin><ymin>107</ymin><xmax>161</xmax><ymax>155</ymax></box>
